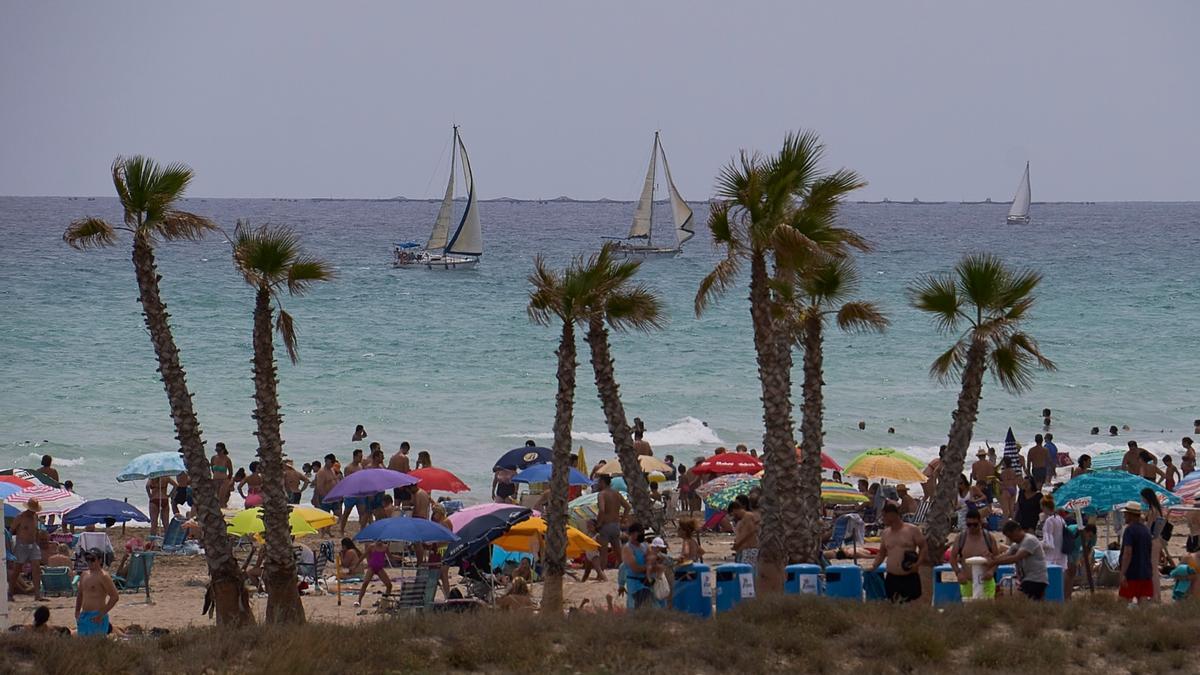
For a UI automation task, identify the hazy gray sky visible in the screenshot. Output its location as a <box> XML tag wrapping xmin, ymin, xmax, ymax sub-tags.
<box><xmin>2</xmin><ymin>2</ymin><xmax>1196</xmax><ymax>201</ymax></box>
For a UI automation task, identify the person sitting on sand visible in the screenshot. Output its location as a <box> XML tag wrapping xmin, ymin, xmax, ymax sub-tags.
<box><xmin>46</xmin><ymin>544</ymin><xmax>72</xmax><ymax>568</ymax></box>
<box><xmin>869</xmin><ymin>503</ymin><xmax>925</xmax><ymax>603</ymax></box>
<box><xmin>338</xmin><ymin>538</ymin><xmax>363</xmax><ymax>578</ymax></box>
<box><xmin>497</xmin><ymin>577</ymin><xmax>535</xmax><ymax>611</ymax></box>
<box><xmin>75</xmin><ymin>548</ymin><xmax>118</xmax><ymax>637</ymax></box>
<box><xmin>950</xmin><ymin>508</ymin><xmax>998</xmax><ymax>598</ymax></box>
<box><xmin>896</xmin><ymin>484</ymin><xmax>917</xmax><ymax>516</ymax></box>
<box><xmin>355</xmin><ymin>540</ymin><xmax>393</xmax><ymax>608</ymax></box>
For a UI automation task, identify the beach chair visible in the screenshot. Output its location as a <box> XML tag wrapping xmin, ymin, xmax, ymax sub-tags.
<box><xmin>114</xmin><ymin>551</ymin><xmax>156</xmax><ymax>593</ymax></box>
<box><xmin>297</xmin><ymin>546</ymin><xmax>330</xmax><ymax>591</ymax></box>
<box><xmin>385</xmin><ymin>567</ymin><xmax>438</xmax><ymax>613</ymax></box>
<box><xmin>903</xmin><ymin>500</ymin><xmax>932</xmax><ymax>525</ymax></box>
<box><xmin>40</xmin><ymin>566</ymin><xmax>76</xmax><ymax>597</ymax></box>
<box><xmin>160</xmin><ymin>518</ymin><xmax>186</xmax><ymax>553</ymax></box>
<box><xmin>823</xmin><ymin>515</ymin><xmax>852</xmax><ymax>551</ymax></box>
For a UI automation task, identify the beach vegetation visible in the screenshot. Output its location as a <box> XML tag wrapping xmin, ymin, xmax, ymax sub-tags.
<box><xmin>62</xmin><ymin>156</ymin><xmax>254</xmax><ymax>626</ymax></box>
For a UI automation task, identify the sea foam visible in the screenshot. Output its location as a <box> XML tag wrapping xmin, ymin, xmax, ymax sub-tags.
<box><xmin>504</xmin><ymin>416</ymin><xmax>724</xmax><ymax>447</ymax></box>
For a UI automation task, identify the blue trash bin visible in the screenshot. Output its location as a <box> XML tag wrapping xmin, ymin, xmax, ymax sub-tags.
<box><xmin>715</xmin><ymin>563</ymin><xmax>755</xmax><ymax>613</ymax></box>
<box><xmin>672</xmin><ymin>563</ymin><xmax>712</xmax><ymax>618</ymax></box>
<box><xmin>824</xmin><ymin>564</ymin><xmax>864</xmax><ymax>601</ymax></box>
<box><xmin>1044</xmin><ymin>564</ymin><xmax>1064</xmax><ymax>602</ymax></box>
<box><xmin>785</xmin><ymin>563</ymin><xmax>823</xmax><ymax>595</ymax></box>
<box><xmin>932</xmin><ymin>564</ymin><xmax>962</xmax><ymax>605</ymax></box>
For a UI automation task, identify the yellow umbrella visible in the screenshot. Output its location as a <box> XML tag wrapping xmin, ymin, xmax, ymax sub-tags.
<box><xmin>226</xmin><ymin>506</ymin><xmax>331</xmax><ymax>536</ymax></box>
<box><xmin>575</xmin><ymin>446</ymin><xmax>589</xmax><ymax>475</ymax></box>
<box><xmin>843</xmin><ymin>453</ymin><xmax>926</xmax><ymax>483</ymax></box>
<box><xmin>493</xmin><ymin>517</ymin><xmax>599</xmax><ymax>559</ymax></box>
<box><xmin>593</xmin><ymin>455</ymin><xmax>673</xmax><ymax>476</ymax></box>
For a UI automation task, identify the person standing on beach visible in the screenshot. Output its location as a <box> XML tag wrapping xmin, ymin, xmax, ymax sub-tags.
<box><xmin>9</xmin><ymin>499</ymin><xmax>46</xmax><ymax>602</ymax></box>
<box><xmin>1121</xmin><ymin>440</ymin><xmax>1144</xmax><ymax>476</ymax></box>
<box><xmin>74</xmin><ymin>548</ymin><xmax>118</xmax><ymax>637</ymax></box>
<box><xmin>632</xmin><ymin>418</ymin><xmax>653</xmax><ymax>456</ymax></box>
<box><xmin>411</xmin><ymin>487</ymin><xmax>432</xmax><ymax>563</ymax></box>
<box><xmin>1026</xmin><ymin>435</ymin><xmax>1050</xmax><ymax>490</ymax></box>
<box><xmin>210</xmin><ymin>442</ymin><xmax>234</xmax><ymax>507</ymax></box>
<box><xmin>170</xmin><ymin>471</ymin><xmax>192</xmax><ymax>518</ymax></box>
<box><xmin>869</xmin><ymin>503</ymin><xmax>925</xmax><ymax>603</ymax></box>
<box><xmin>37</xmin><ymin>455</ymin><xmax>59</xmax><ymax>483</ymax></box>
<box><xmin>283</xmin><ymin>459</ymin><xmax>310</xmax><ymax>505</ymax></box>
<box><xmin>1039</xmin><ymin>498</ymin><xmax>1068</xmax><ymax>585</ymax></box>
<box><xmin>1044</xmin><ymin>433</ymin><xmax>1059</xmax><ymax>481</ymax></box>
<box><xmin>993</xmin><ymin>520</ymin><xmax>1049</xmax><ymax>600</ymax></box>
<box><xmin>145</xmin><ymin>476</ymin><xmax>174</xmax><ymax>535</ymax></box>
<box><xmin>921</xmin><ymin>447</ymin><xmax>944</xmax><ymax>498</ymax></box>
<box><xmin>1181</xmin><ymin>437</ymin><xmax>1196</xmax><ymax>476</ymax></box>
<box><xmin>1117</xmin><ymin>501</ymin><xmax>1155</xmax><ymax>604</ymax></box>
<box><xmin>1162</xmin><ymin>456</ymin><xmax>1180</xmax><ymax>491</ymax></box>
<box><xmin>388</xmin><ymin>442</ymin><xmax>413</xmax><ymax>503</ymax></box>
<box><xmin>313</xmin><ymin>454</ymin><xmax>341</xmax><ymax>534</ymax></box>
<box><xmin>729</xmin><ymin>499</ymin><xmax>760</xmax><ymax>569</ymax></box>
<box><xmin>1141</xmin><ymin>488</ymin><xmax>1167</xmax><ymax>602</ymax></box>
<box><xmin>971</xmin><ymin>448</ymin><xmax>995</xmax><ymax>501</ymax></box>
<box><xmin>596</xmin><ymin>475</ymin><xmax>630</xmax><ymax>569</ymax></box>
<box><xmin>950</xmin><ymin>508</ymin><xmax>997</xmax><ymax>598</ymax></box>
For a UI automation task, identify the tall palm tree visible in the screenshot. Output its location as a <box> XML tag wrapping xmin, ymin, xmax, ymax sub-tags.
<box><xmin>695</xmin><ymin>131</ymin><xmax>867</xmax><ymax>592</ymax></box>
<box><xmin>231</xmin><ymin>223</ymin><xmax>334</xmax><ymax>624</ymax></box>
<box><xmin>790</xmin><ymin>258</ymin><xmax>888</xmax><ymax>563</ymax></box>
<box><xmin>579</xmin><ymin>243</ymin><xmax>665</xmax><ymax>533</ymax></box>
<box><xmin>909</xmin><ymin>253</ymin><xmax>1055</xmax><ymax>562</ymax></box>
<box><xmin>63</xmin><ymin>156</ymin><xmax>253</xmax><ymax>626</ymax></box>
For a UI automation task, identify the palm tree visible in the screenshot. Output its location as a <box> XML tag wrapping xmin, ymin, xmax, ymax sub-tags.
<box><xmin>790</xmin><ymin>258</ymin><xmax>888</xmax><ymax>563</ymax></box>
<box><xmin>63</xmin><ymin>156</ymin><xmax>253</xmax><ymax>626</ymax></box>
<box><xmin>231</xmin><ymin>222</ymin><xmax>334</xmax><ymax>624</ymax></box>
<box><xmin>695</xmin><ymin>131</ymin><xmax>867</xmax><ymax>592</ymax></box>
<box><xmin>909</xmin><ymin>253</ymin><xmax>1055</xmax><ymax>562</ymax></box>
<box><xmin>579</xmin><ymin>243</ymin><xmax>665</xmax><ymax>533</ymax></box>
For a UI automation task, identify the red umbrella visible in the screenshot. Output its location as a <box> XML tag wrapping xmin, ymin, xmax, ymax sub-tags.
<box><xmin>0</xmin><ymin>475</ymin><xmax>34</xmax><ymax>489</ymax></box>
<box><xmin>409</xmin><ymin>467</ymin><xmax>470</xmax><ymax>493</ymax></box>
<box><xmin>692</xmin><ymin>452</ymin><xmax>763</xmax><ymax>476</ymax></box>
<box><xmin>793</xmin><ymin>448</ymin><xmax>844</xmax><ymax>472</ymax></box>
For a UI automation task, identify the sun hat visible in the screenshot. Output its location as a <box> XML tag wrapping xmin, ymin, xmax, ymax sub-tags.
<box><xmin>1121</xmin><ymin>501</ymin><xmax>1142</xmax><ymax>513</ymax></box>
<box><xmin>976</xmin><ymin>448</ymin><xmax>987</xmax><ymax>456</ymax></box>
<box><xmin>650</xmin><ymin>536</ymin><xmax>667</xmax><ymax>549</ymax></box>
<box><xmin>25</xmin><ymin>498</ymin><xmax>40</xmax><ymax>512</ymax></box>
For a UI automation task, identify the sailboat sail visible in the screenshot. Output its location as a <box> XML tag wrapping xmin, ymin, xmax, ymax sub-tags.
<box><xmin>444</xmin><ymin>129</ymin><xmax>483</xmax><ymax>257</ymax></box>
<box><xmin>1008</xmin><ymin>162</ymin><xmax>1031</xmax><ymax>220</ymax></box>
<box><xmin>426</xmin><ymin>143</ymin><xmax>456</xmax><ymax>251</ymax></box>
<box><xmin>657</xmin><ymin>137</ymin><xmax>694</xmax><ymax>247</ymax></box>
<box><xmin>628</xmin><ymin>136</ymin><xmax>658</xmax><ymax>239</ymax></box>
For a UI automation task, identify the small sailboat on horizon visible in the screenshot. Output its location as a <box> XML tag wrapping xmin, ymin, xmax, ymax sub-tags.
<box><xmin>394</xmin><ymin>126</ymin><xmax>483</xmax><ymax>270</ymax></box>
<box><xmin>606</xmin><ymin>131</ymin><xmax>695</xmax><ymax>258</ymax></box>
<box><xmin>1006</xmin><ymin>161</ymin><xmax>1032</xmax><ymax>225</ymax></box>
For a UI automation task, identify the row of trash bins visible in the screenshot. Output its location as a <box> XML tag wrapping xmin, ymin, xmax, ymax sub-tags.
<box><xmin>671</xmin><ymin>561</ymin><xmax>1066</xmax><ymax>618</ymax></box>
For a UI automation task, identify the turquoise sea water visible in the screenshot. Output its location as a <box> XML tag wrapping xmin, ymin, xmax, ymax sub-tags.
<box><xmin>2</xmin><ymin>197</ymin><xmax>1198</xmax><ymax>508</ymax></box>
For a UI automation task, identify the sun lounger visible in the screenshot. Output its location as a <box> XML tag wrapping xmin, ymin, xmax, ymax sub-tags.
<box><xmin>903</xmin><ymin>500</ymin><xmax>932</xmax><ymax>525</ymax></box>
<box><xmin>40</xmin><ymin>566</ymin><xmax>76</xmax><ymax>597</ymax></box>
<box><xmin>383</xmin><ymin>567</ymin><xmax>439</xmax><ymax>612</ymax></box>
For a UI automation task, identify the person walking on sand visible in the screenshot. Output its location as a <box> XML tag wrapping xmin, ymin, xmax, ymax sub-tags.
<box><xmin>1117</xmin><ymin>501</ymin><xmax>1155</xmax><ymax>604</ymax></box>
<box><xmin>9</xmin><ymin>499</ymin><xmax>47</xmax><ymax>602</ymax></box>
<box><xmin>950</xmin><ymin>508</ymin><xmax>998</xmax><ymax>598</ymax></box>
<box><xmin>1141</xmin><ymin>488</ymin><xmax>1168</xmax><ymax>602</ymax></box>
<box><xmin>211</xmin><ymin>442</ymin><xmax>234</xmax><ymax>507</ymax></box>
<box><xmin>1026</xmin><ymin>435</ymin><xmax>1050</xmax><ymax>490</ymax></box>
<box><xmin>354</xmin><ymin>540</ymin><xmax>393</xmax><ymax>608</ymax></box>
<box><xmin>869</xmin><ymin>503</ymin><xmax>925</xmax><ymax>603</ymax></box>
<box><xmin>1162</xmin><ymin>455</ymin><xmax>1181</xmax><ymax>491</ymax></box>
<box><xmin>596</xmin><ymin>475</ymin><xmax>631</xmax><ymax>569</ymax></box>
<box><xmin>75</xmin><ymin>548</ymin><xmax>118</xmax><ymax>637</ymax></box>
<box><xmin>993</xmin><ymin>520</ymin><xmax>1049</xmax><ymax>600</ymax></box>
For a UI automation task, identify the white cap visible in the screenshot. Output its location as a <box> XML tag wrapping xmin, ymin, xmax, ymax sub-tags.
<box><xmin>650</xmin><ymin>536</ymin><xmax>667</xmax><ymax>549</ymax></box>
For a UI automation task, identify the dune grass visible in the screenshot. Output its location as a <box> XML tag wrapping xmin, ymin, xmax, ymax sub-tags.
<box><xmin>2</xmin><ymin>595</ymin><xmax>1198</xmax><ymax>674</ymax></box>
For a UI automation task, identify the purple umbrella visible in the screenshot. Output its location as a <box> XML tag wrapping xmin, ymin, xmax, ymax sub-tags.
<box><xmin>322</xmin><ymin>468</ymin><xmax>418</xmax><ymax>503</ymax></box>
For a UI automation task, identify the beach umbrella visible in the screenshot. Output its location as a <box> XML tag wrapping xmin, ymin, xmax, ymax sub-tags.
<box><xmin>0</xmin><ymin>475</ymin><xmax>34</xmax><ymax>489</ymax></box>
<box><xmin>794</xmin><ymin>448</ymin><xmax>843</xmax><ymax>472</ymax></box>
<box><xmin>443</xmin><ymin>506</ymin><xmax>533</xmax><ymax>564</ymax></box>
<box><xmin>566</xmin><ymin>489</ymin><xmax>625</xmax><ymax>529</ymax></box>
<box><xmin>702</xmin><ymin>475</ymin><xmax>760</xmax><ymax>511</ymax></box>
<box><xmin>493</xmin><ymin>517</ymin><xmax>599</xmax><ymax>558</ymax></box>
<box><xmin>695</xmin><ymin>473</ymin><xmax>758</xmax><ymax>498</ymax></box>
<box><xmin>575</xmin><ymin>447</ymin><xmax>589</xmax><ymax>475</ymax></box>
<box><xmin>0</xmin><ymin>468</ymin><xmax>62</xmax><ymax>488</ymax></box>
<box><xmin>63</xmin><ymin>498</ymin><xmax>148</xmax><ymax>526</ymax></box>
<box><xmin>1089</xmin><ymin>451</ymin><xmax>1125</xmax><ymax>472</ymax></box>
<box><xmin>408</xmin><ymin>467</ymin><xmax>470</xmax><ymax>493</ymax></box>
<box><xmin>0</xmin><ymin>483</ymin><xmax>24</xmax><ymax>501</ymax></box>
<box><xmin>844</xmin><ymin>449</ymin><xmax>926</xmax><ymax>483</ymax></box>
<box><xmin>3</xmin><ymin>485</ymin><xmax>85</xmax><ymax>515</ymax></box>
<box><xmin>226</xmin><ymin>507</ymin><xmax>328</xmax><ymax>537</ymax></box>
<box><xmin>116</xmin><ymin>451</ymin><xmax>185</xmax><ymax>482</ymax></box>
<box><xmin>592</xmin><ymin>455</ymin><xmax>674</xmax><ymax>476</ymax></box>
<box><xmin>513</xmin><ymin>463</ymin><xmax>591</xmax><ymax>486</ymax></box>
<box><xmin>1052</xmin><ymin>471</ymin><xmax>1180</xmax><ymax>514</ymax></box>
<box><xmin>691</xmin><ymin>453</ymin><xmax>763</xmax><ymax>476</ymax></box>
<box><xmin>322</xmin><ymin>468</ymin><xmax>418</xmax><ymax>503</ymax></box>
<box><xmin>821</xmin><ymin>481</ymin><xmax>870</xmax><ymax>505</ymax></box>
<box><xmin>3</xmin><ymin>504</ymin><xmax>18</xmax><ymax>518</ymax></box>
<box><xmin>446</xmin><ymin>503</ymin><xmax>535</xmax><ymax>532</ymax></box>
<box><xmin>355</xmin><ymin>516</ymin><xmax>459</xmax><ymax>543</ymax></box>
<box><xmin>1173</xmin><ymin>480</ymin><xmax>1200</xmax><ymax>503</ymax></box>
<box><xmin>493</xmin><ymin>446</ymin><xmax>552</xmax><ymax>472</ymax></box>
<box><xmin>1001</xmin><ymin>428</ymin><xmax>1025</xmax><ymax>474</ymax></box>
<box><xmin>647</xmin><ymin>471</ymin><xmax>666</xmax><ymax>483</ymax></box>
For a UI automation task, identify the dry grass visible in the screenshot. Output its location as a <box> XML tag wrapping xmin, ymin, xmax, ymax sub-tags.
<box><xmin>2</xmin><ymin>595</ymin><xmax>1198</xmax><ymax>674</ymax></box>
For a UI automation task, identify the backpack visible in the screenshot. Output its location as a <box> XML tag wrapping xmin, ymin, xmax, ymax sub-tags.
<box><xmin>1060</xmin><ymin>522</ymin><xmax>1077</xmax><ymax>555</ymax></box>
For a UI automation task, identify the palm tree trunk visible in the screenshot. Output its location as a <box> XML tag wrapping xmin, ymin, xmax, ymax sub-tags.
<box><xmin>924</xmin><ymin>340</ymin><xmax>988</xmax><ymax>563</ymax></box>
<box><xmin>131</xmin><ymin>235</ymin><xmax>253</xmax><ymax>626</ymax></box>
<box><xmin>542</xmin><ymin>320</ymin><xmax>577</xmax><ymax>614</ymax></box>
<box><xmin>585</xmin><ymin>317</ymin><xmax>657</xmax><ymax>531</ymax></box>
<box><xmin>748</xmin><ymin>252</ymin><xmax>800</xmax><ymax>593</ymax></box>
<box><xmin>794</xmin><ymin>312</ymin><xmax>825</xmax><ymax>563</ymax></box>
<box><xmin>250</xmin><ymin>286</ymin><xmax>305</xmax><ymax>624</ymax></box>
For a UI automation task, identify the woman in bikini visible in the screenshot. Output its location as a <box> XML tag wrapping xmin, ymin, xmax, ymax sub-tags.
<box><xmin>145</xmin><ymin>476</ymin><xmax>175</xmax><ymax>537</ymax></box>
<box><xmin>355</xmin><ymin>540</ymin><xmax>393</xmax><ymax>608</ymax></box>
<box><xmin>211</xmin><ymin>442</ymin><xmax>234</xmax><ymax>507</ymax></box>
<box><xmin>238</xmin><ymin>461</ymin><xmax>264</xmax><ymax>508</ymax></box>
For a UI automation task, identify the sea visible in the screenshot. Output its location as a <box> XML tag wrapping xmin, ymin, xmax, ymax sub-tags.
<box><xmin>2</xmin><ymin>197</ymin><xmax>1198</xmax><ymax>509</ymax></box>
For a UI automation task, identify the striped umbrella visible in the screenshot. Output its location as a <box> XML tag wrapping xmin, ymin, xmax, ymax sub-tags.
<box><xmin>1174</xmin><ymin>479</ymin><xmax>1200</xmax><ymax>503</ymax></box>
<box><xmin>844</xmin><ymin>450</ymin><xmax>926</xmax><ymax>483</ymax></box>
<box><xmin>695</xmin><ymin>473</ymin><xmax>758</xmax><ymax>499</ymax></box>
<box><xmin>567</xmin><ymin>489</ymin><xmax>625</xmax><ymax>529</ymax></box>
<box><xmin>1089</xmin><ymin>450</ymin><xmax>1125</xmax><ymax>472</ymax></box>
<box><xmin>0</xmin><ymin>468</ymin><xmax>61</xmax><ymax>488</ymax></box>
<box><xmin>4</xmin><ymin>485</ymin><xmax>86</xmax><ymax>515</ymax></box>
<box><xmin>1002</xmin><ymin>428</ymin><xmax>1024</xmax><ymax>474</ymax></box>
<box><xmin>821</xmin><ymin>481</ymin><xmax>869</xmax><ymax>505</ymax></box>
<box><xmin>702</xmin><ymin>476</ymin><xmax>760</xmax><ymax>510</ymax></box>
<box><xmin>0</xmin><ymin>475</ymin><xmax>35</xmax><ymax>489</ymax></box>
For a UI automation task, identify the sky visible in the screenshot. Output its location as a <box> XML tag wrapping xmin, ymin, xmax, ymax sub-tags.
<box><xmin>1</xmin><ymin>2</ymin><xmax>1197</xmax><ymax>201</ymax></box>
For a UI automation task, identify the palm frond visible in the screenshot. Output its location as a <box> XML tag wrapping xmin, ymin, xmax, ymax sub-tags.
<box><xmin>154</xmin><ymin>210</ymin><xmax>217</xmax><ymax>242</ymax></box>
<box><xmin>835</xmin><ymin>301</ymin><xmax>889</xmax><ymax>334</ymax></box>
<box><xmin>275</xmin><ymin>309</ymin><xmax>299</xmax><ymax>364</ymax></box>
<box><xmin>707</xmin><ymin>200</ymin><xmax>739</xmax><ymax>250</ymax></box>
<box><xmin>763</xmin><ymin>130</ymin><xmax>823</xmax><ymax>207</ymax></box>
<box><xmin>110</xmin><ymin>158</ymin><xmax>135</xmax><ymax>225</ymax></box>
<box><xmin>800</xmin><ymin>257</ymin><xmax>859</xmax><ymax>306</ymax></box>
<box><xmin>527</xmin><ymin>256</ymin><xmax>563</xmax><ymax>326</ymax></box>
<box><xmin>989</xmin><ymin>342</ymin><xmax>1035</xmax><ymax>394</ymax></box>
<box><xmin>957</xmin><ymin>253</ymin><xmax>1008</xmax><ymax>311</ymax></box>
<box><xmin>1009</xmin><ymin>331</ymin><xmax>1056</xmax><ymax>372</ymax></box>
<box><xmin>714</xmin><ymin>151</ymin><xmax>760</xmax><ymax>203</ymax></box>
<box><xmin>908</xmin><ymin>273</ymin><xmax>963</xmax><ymax>332</ymax></box>
<box><xmin>605</xmin><ymin>286</ymin><xmax>666</xmax><ymax>333</ymax></box>
<box><xmin>770</xmin><ymin>222</ymin><xmax>823</xmax><ymax>270</ymax></box>
<box><xmin>287</xmin><ymin>257</ymin><xmax>335</xmax><ymax>295</ymax></box>
<box><xmin>694</xmin><ymin>253</ymin><xmax>741</xmax><ymax>317</ymax></box>
<box><xmin>929</xmin><ymin>341</ymin><xmax>968</xmax><ymax>384</ymax></box>
<box><xmin>63</xmin><ymin>217</ymin><xmax>118</xmax><ymax>250</ymax></box>
<box><xmin>1000</xmin><ymin>268</ymin><xmax>1043</xmax><ymax>308</ymax></box>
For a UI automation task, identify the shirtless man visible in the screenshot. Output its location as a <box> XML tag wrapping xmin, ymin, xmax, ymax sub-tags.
<box><xmin>971</xmin><ymin>448</ymin><xmax>996</xmax><ymax>500</ymax></box>
<box><xmin>352</xmin><ymin>424</ymin><xmax>367</xmax><ymax>442</ymax></box>
<box><xmin>411</xmin><ymin>487</ymin><xmax>432</xmax><ymax>562</ymax></box>
<box><xmin>950</xmin><ymin>508</ymin><xmax>998</xmax><ymax>598</ymax></box>
<box><xmin>869</xmin><ymin>503</ymin><xmax>926</xmax><ymax>603</ymax></box>
<box><xmin>283</xmin><ymin>459</ymin><xmax>310</xmax><ymax>504</ymax></box>
<box><xmin>146</xmin><ymin>476</ymin><xmax>175</xmax><ymax>536</ymax></box>
<box><xmin>388</xmin><ymin>442</ymin><xmax>413</xmax><ymax>503</ymax></box>
<box><xmin>210</xmin><ymin>442</ymin><xmax>234</xmax><ymax>507</ymax></box>
<box><xmin>595</xmin><ymin>476</ymin><xmax>630</xmax><ymax>568</ymax></box>
<box><xmin>313</xmin><ymin>454</ymin><xmax>341</xmax><ymax>535</ymax></box>
<box><xmin>1139</xmin><ymin>450</ymin><xmax>1165</xmax><ymax>484</ymax></box>
<box><xmin>9</xmin><ymin>499</ymin><xmax>46</xmax><ymax>601</ymax></box>
<box><xmin>338</xmin><ymin>449</ymin><xmax>367</xmax><ymax>535</ymax></box>
<box><xmin>171</xmin><ymin>470</ymin><xmax>192</xmax><ymax>517</ymax></box>
<box><xmin>632</xmin><ymin>418</ymin><xmax>653</xmax><ymax>456</ymax></box>
<box><xmin>729</xmin><ymin>500</ymin><xmax>760</xmax><ymax>569</ymax></box>
<box><xmin>1026</xmin><ymin>435</ymin><xmax>1050</xmax><ymax>490</ymax></box>
<box><xmin>38</xmin><ymin>454</ymin><xmax>60</xmax><ymax>483</ymax></box>
<box><xmin>922</xmin><ymin>447</ymin><xmax>945</xmax><ymax>498</ymax></box>
<box><xmin>75</xmin><ymin>548</ymin><xmax>119</xmax><ymax>637</ymax></box>
<box><xmin>1121</xmin><ymin>440</ymin><xmax>1144</xmax><ymax>476</ymax></box>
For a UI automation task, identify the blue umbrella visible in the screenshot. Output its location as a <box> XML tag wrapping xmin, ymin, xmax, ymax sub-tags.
<box><xmin>63</xmin><ymin>498</ymin><xmax>149</xmax><ymax>526</ymax></box>
<box><xmin>443</xmin><ymin>506</ymin><xmax>532</xmax><ymax>564</ymax></box>
<box><xmin>0</xmin><ymin>483</ymin><xmax>23</xmax><ymax>501</ymax></box>
<box><xmin>1053</xmin><ymin>471</ymin><xmax>1180</xmax><ymax>514</ymax></box>
<box><xmin>3</xmin><ymin>503</ymin><xmax>18</xmax><ymax>518</ymax></box>
<box><xmin>1002</xmin><ymin>428</ymin><xmax>1024</xmax><ymax>475</ymax></box>
<box><xmin>117</xmin><ymin>451</ymin><xmax>186</xmax><ymax>482</ymax></box>
<box><xmin>493</xmin><ymin>446</ymin><xmax>552</xmax><ymax>472</ymax></box>
<box><xmin>513</xmin><ymin>463</ymin><xmax>590</xmax><ymax>486</ymax></box>
<box><xmin>355</xmin><ymin>516</ymin><xmax>459</xmax><ymax>543</ymax></box>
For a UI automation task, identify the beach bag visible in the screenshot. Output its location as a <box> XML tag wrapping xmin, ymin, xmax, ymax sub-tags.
<box><xmin>653</xmin><ymin>572</ymin><xmax>670</xmax><ymax>601</ymax></box>
<box><xmin>1060</xmin><ymin>524</ymin><xmax>1077</xmax><ymax>556</ymax></box>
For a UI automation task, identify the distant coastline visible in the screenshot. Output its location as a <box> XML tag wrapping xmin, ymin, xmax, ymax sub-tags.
<box><xmin>9</xmin><ymin>195</ymin><xmax>1193</xmax><ymax>204</ymax></box>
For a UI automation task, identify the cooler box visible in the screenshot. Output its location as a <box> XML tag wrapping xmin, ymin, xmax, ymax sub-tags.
<box><xmin>932</xmin><ymin>564</ymin><xmax>962</xmax><ymax>605</ymax></box>
<box><xmin>671</xmin><ymin>563</ymin><xmax>712</xmax><ymax>618</ymax></box>
<box><xmin>1044</xmin><ymin>564</ymin><xmax>1064</xmax><ymax>602</ymax></box>
<box><xmin>824</xmin><ymin>564</ymin><xmax>864</xmax><ymax>601</ymax></box>
<box><xmin>994</xmin><ymin>563</ymin><xmax>1016</xmax><ymax>593</ymax></box>
<box><xmin>715</xmin><ymin>563</ymin><xmax>755</xmax><ymax>613</ymax></box>
<box><xmin>785</xmin><ymin>563</ymin><xmax>823</xmax><ymax>595</ymax></box>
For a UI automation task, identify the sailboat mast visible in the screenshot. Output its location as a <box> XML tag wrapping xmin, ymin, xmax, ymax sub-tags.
<box><xmin>648</xmin><ymin>131</ymin><xmax>658</xmax><ymax>245</ymax></box>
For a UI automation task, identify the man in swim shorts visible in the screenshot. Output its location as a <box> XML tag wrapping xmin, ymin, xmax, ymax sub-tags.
<box><xmin>595</xmin><ymin>476</ymin><xmax>630</xmax><ymax>569</ymax></box>
<box><xmin>950</xmin><ymin>508</ymin><xmax>998</xmax><ymax>598</ymax></box>
<box><xmin>870</xmin><ymin>503</ymin><xmax>926</xmax><ymax>603</ymax></box>
<box><xmin>75</xmin><ymin>548</ymin><xmax>118</xmax><ymax>637</ymax></box>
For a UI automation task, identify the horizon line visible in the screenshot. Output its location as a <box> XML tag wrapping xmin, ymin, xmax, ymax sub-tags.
<box><xmin>5</xmin><ymin>195</ymin><xmax>1200</xmax><ymax>205</ymax></box>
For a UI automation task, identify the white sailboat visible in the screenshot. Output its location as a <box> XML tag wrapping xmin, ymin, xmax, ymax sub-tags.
<box><xmin>608</xmin><ymin>132</ymin><xmax>695</xmax><ymax>257</ymax></box>
<box><xmin>1006</xmin><ymin>162</ymin><xmax>1031</xmax><ymax>225</ymax></box>
<box><xmin>394</xmin><ymin>126</ymin><xmax>483</xmax><ymax>270</ymax></box>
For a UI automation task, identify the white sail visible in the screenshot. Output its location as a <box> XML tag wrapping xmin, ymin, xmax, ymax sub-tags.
<box><xmin>1008</xmin><ymin>162</ymin><xmax>1031</xmax><ymax>220</ymax></box>
<box><xmin>628</xmin><ymin>135</ymin><xmax>657</xmax><ymax>239</ymax></box>
<box><xmin>444</xmin><ymin>129</ymin><xmax>483</xmax><ymax>257</ymax></box>
<box><xmin>657</xmin><ymin>136</ymin><xmax>694</xmax><ymax>247</ymax></box>
<box><xmin>425</xmin><ymin>139</ymin><xmax>456</xmax><ymax>251</ymax></box>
